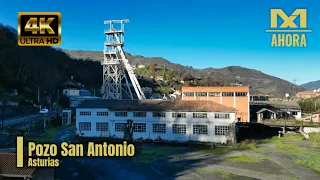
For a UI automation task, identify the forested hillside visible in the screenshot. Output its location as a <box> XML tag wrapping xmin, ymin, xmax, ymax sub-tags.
<box><xmin>0</xmin><ymin>24</ymin><xmax>102</xmax><ymax>103</ymax></box>
<box><xmin>62</xmin><ymin>50</ymin><xmax>305</xmax><ymax>97</ymax></box>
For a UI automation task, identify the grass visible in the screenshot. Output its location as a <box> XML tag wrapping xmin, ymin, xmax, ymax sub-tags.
<box><xmin>261</xmin><ymin>134</ymin><xmax>320</xmax><ymax>173</ymax></box>
<box><xmin>258</xmin><ymin>134</ymin><xmax>304</xmax><ymax>144</ymax></box>
<box><xmin>294</xmin><ymin>159</ymin><xmax>320</xmax><ymax>173</ymax></box>
<box><xmin>225</xmin><ymin>154</ymin><xmax>260</xmax><ymax>163</ymax></box>
<box><xmin>309</xmin><ymin>133</ymin><xmax>320</xmax><ymax>143</ymax></box>
<box><xmin>200</xmin><ymin>141</ymin><xmax>264</xmax><ymax>154</ymax></box>
<box><xmin>275</xmin><ymin>144</ymin><xmax>299</xmax><ymax>152</ymax></box>
<box><xmin>134</xmin><ymin>148</ymin><xmax>180</xmax><ymax>164</ymax></box>
<box><xmin>196</xmin><ymin>168</ymin><xmax>244</xmax><ymax>179</ymax></box>
<box><xmin>27</xmin><ymin>121</ymin><xmax>75</xmax><ymax>143</ymax></box>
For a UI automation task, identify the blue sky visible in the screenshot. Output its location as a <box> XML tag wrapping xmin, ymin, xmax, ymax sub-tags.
<box><xmin>1</xmin><ymin>0</ymin><xmax>319</xmax><ymax>85</ymax></box>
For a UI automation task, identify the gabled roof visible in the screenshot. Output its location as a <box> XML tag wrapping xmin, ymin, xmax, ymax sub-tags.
<box><xmin>256</xmin><ymin>108</ymin><xmax>280</xmax><ymax>114</ymax></box>
<box><xmin>0</xmin><ymin>152</ymin><xmax>36</xmax><ymax>178</ymax></box>
<box><xmin>250</xmin><ymin>101</ymin><xmax>301</xmax><ymax>109</ymax></box>
<box><xmin>77</xmin><ymin>99</ymin><xmax>236</xmax><ymax>112</ymax></box>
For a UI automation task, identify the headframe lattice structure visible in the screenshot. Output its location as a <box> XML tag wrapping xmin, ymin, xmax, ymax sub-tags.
<box><xmin>101</xmin><ymin>19</ymin><xmax>146</xmax><ymax>100</ymax></box>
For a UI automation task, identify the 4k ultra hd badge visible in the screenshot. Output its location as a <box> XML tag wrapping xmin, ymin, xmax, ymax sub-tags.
<box><xmin>18</xmin><ymin>12</ymin><xmax>61</xmax><ymax>46</ymax></box>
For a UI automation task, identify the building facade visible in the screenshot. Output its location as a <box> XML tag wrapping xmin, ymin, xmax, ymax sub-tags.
<box><xmin>250</xmin><ymin>94</ymin><xmax>269</xmax><ymax>101</ymax></box>
<box><xmin>76</xmin><ymin>99</ymin><xmax>236</xmax><ymax>144</ymax></box>
<box><xmin>181</xmin><ymin>86</ymin><xmax>250</xmax><ymax>122</ymax></box>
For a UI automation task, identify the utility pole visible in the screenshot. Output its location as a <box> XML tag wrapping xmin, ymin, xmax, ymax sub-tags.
<box><xmin>56</xmin><ymin>89</ymin><xmax>59</xmax><ymax>118</ymax></box>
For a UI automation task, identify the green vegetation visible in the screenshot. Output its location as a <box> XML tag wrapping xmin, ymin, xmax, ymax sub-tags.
<box><xmin>27</xmin><ymin>119</ymin><xmax>74</xmax><ymax>143</ymax></box>
<box><xmin>258</xmin><ymin>134</ymin><xmax>304</xmax><ymax>144</ymax></box>
<box><xmin>196</xmin><ymin>168</ymin><xmax>253</xmax><ymax>179</ymax></box>
<box><xmin>200</xmin><ymin>141</ymin><xmax>264</xmax><ymax>154</ymax></box>
<box><xmin>275</xmin><ymin>144</ymin><xmax>299</xmax><ymax>152</ymax></box>
<box><xmin>225</xmin><ymin>154</ymin><xmax>260</xmax><ymax>163</ymax></box>
<box><xmin>309</xmin><ymin>133</ymin><xmax>320</xmax><ymax>143</ymax></box>
<box><xmin>262</xmin><ymin>119</ymin><xmax>319</xmax><ymax>127</ymax></box>
<box><xmin>258</xmin><ymin>134</ymin><xmax>320</xmax><ymax>173</ymax></box>
<box><xmin>294</xmin><ymin>159</ymin><xmax>320</xmax><ymax>173</ymax></box>
<box><xmin>134</xmin><ymin>148</ymin><xmax>180</xmax><ymax>164</ymax></box>
<box><xmin>298</xmin><ymin>97</ymin><xmax>320</xmax><ymax>113</ymax></box>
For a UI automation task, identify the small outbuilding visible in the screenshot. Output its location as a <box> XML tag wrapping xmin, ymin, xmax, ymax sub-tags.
<box><xmin>62</xmin><ymin>109</ymin><xmax>72</xmax><ymax>125</ymax></box>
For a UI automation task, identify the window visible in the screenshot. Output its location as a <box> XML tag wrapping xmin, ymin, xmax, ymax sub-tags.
<box><xmin>96</xmin><ymin>122</ymin><xmax>108</xmax><ymax>131</ymax></box>
<box><xmin>115</xmin><ymin>123</ymin><xmax>126</xmax><ymax>132</ymax></box>
<box><xmin>80</xmin><ymin>111</ymin><xmax>91</xmax><ymax>116</ymax></box>
<box><xmin>133</xmin><ymin>123</ymin><xmax>146</xmax><ymax>132</ymax></box>
<box><xmin>215</xmin><ymin>126</ymin><xmax>230</xmax><ymax>135</ymax></box>
<box><xmin>235</xmin><ymin>92</ymin><xmax>247</xmax><ymax>96</ymax></box>
<box><xmin>222</xmin><ymin>92</ymin><xmax>234</xmax><ymax>96</ymax></box>
<box><xmin>183</xmin><ymin>92</ymin><xmax>194</xmax><ymax>96</ymax></box>
<box><xmin>153</xmin><ymin>112</ymin><xmax>166</xmax><ymax>117</ymax></box>
<box><xmin>214</xmin><ymin>113</ymin><xmax>230</xmax><ymax>119</ymax></box>
<box><xmin>115</xmin><ymin>112</ymin><xmax>127</xmax><ymax>117</ymax></box>
<box><xmin>62</xmin><ymin>112</ymin><xmax>68</xmax><ymax>118</ymax></box>
<box><xmin>172</xmin><ymin>113</ymin><xmax>186</xmax><ymax>118</ymax></box>
<box><xmin>193</xmin><ymin>125</ymin><xmax>208</xmax><ymax>135</ymax></box>
<box><xmin>79</xmin><ymin>122</ymin><xmax>91</xmax><ymax>131</ymax></box>
<box><xmin>133</xmin><ymin>112</ymin><xmax>146</xmax><ymax>117</ymax></box>
<box><xmin>97</xmin><ymin>112</ymin><xmax>108</xmax><ymax>116</ymax></box>
<box><xmin>172</xmin><ymin>124</ymin><xmax>186</xmax><ymax>134</ymax></box>
<box><xmin>153</xmin><ymin>124</ymin><xmax>166</xmax><ymax>133</ymax></box>
<box><xmin>292</xmin><ymin>111</ymin><xmax>298</xmax><ymax>115</ymax></box>
<box><xmin>193</xmin><ymin>113</ymin><xmax>207</xmax><ymax>118</ymax></box>
<box><xmin>209</xmin><ymin>92</ymin><xmax>220</xmax><ymax>96</ymax></box>
<box><xmin>196</xmin><ymin>92</ymin><xmax>207</xmax><ymax>96</ymax></box>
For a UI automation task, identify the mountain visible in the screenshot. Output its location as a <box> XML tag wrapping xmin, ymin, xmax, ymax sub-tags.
<box><xmin>300</xmin><ymin>80</ymin><xmax>320</xmax><ymax>90</ymax></box>
<box><xmin>0</xmin><ymin>24</ymin><xmax>102</xmax><ymax>103</ymax></box>
<box><xmin>0</xmin><ymin>23</ymin><xmax>304</xmax><ymax>99</ymax></box>
<box><xmin>61</xmin><ymin>49</ymin><xmax>305</xmax><ymax>97</ymax></box>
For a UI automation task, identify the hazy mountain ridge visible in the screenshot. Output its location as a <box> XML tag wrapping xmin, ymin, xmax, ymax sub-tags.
<box><xmin>300</xmin><ymin>80</ymin><xmax>320</xmax><ymax>90</ymax></box>
<box><xmin>61</xmin><ymin>49</ymin><xmax>305</xmax><ymax>97</ymax></box>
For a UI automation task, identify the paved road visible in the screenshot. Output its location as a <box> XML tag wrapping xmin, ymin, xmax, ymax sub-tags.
<box><xmin>0</xmin><ymin>112</ymin><xmax>56</xmax><ymax>128</ymax></box>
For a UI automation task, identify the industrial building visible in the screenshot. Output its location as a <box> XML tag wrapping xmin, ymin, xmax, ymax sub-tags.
<box><xmin>181</xmin><ymin>86</ymin><xmax>250</xmax><ymax>122</ymax></box>
<box><xmin>62</xmin><ymin>88</ymin><xmax>100</xmax><ymax>107</ymax></box>
<box><xmin>76</xmin><ymin>99</ymin><xmax>237</xmax><ymax>144</ymax></box>
<box><xmin>250</xmin><ymin>94</ymin><xmax>269</xmax><ymax>101</ymax></box>
<box><xmin>250</xmin><ymin>101</ymin><xmax>302</xmax><ymax>122</ymax></box>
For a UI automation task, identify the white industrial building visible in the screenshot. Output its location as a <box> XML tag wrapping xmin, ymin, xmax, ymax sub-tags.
<box><xmin>76</xmin><ymin>99</ymin><xmax>237</xmax><ymax>144</ymax></box>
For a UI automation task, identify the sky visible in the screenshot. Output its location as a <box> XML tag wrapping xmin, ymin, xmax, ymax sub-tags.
<box><xmin>0</xmin><ymin>0</ymin><xmax>319</xmax><ymax>85</ymax></box>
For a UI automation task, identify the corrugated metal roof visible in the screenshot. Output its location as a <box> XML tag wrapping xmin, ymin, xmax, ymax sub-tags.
<box><xmin>0</xmin><ymin>152</ymin><xmax>36</xmax><ymax>177</ymax></box>
<box><xmin>77</xmin><ymin>99</ymin><xmax>237</xmax><ymax>112</ymax></box>
<box><xmin>250</xmin><ymin>101</ymin><xmax>300</xmax><ymax>109</ymax></box>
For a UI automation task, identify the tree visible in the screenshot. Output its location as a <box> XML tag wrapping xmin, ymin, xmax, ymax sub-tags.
<box><xmin>124</xmin><ymin>119</ymin><xmax>133</xmax><ymax>141</ymax></box>
<box><xmin>59</xmin><ymin>95</ymin><xmax>70</xmax><ymax>109</ymax></box>
<box><xmin>181</xmin><ymin>72</ymin><xmax>195</xmax><ymax>81</ymax></box>
<box><xmin>148</xmin><ymin>64</ymin><xmax>156</xmax><ymax>77</ymax></box>
<box><xmin>0</xmin><ymin>87</ymin><xmax>9</xmax><ymax>129</ymax></box>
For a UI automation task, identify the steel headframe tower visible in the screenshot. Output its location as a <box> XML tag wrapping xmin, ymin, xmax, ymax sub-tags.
<box><xmin>101</xmin><ymin>19</ymin><xmax>146</xmax><ymax>100</ymax></box>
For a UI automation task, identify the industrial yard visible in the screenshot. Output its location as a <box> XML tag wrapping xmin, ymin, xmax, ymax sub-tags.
<box><xmin>54</xmin><ymin>127</ymin><xmax>320</xmax><ymax>180</ymax></box>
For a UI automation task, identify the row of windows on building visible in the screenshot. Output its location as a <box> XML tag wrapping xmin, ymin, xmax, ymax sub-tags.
<box><xmin>79</xmin><ymin>111</ymin><xmax>230</xmax><ymax>119</ymax></box>
<box><xmin>183</xmin><ymin>92</ymin><xmax>248</xmax><ymax>97</ymax></box>
<box><xmin>78</xmin><ymin>122</ymin><xmax>230</xmax><ymax>136</ymax></box>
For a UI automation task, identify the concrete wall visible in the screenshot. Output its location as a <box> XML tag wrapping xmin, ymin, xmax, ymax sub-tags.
<box><xmin>303</xmin><ymin>127</ymin><xmax>320</xmax><ymax>134</ymax></box>
<box><xmin>76</xmin><ymin>108</ymin><xmax>236</xmax><ymax>144</ymax></box>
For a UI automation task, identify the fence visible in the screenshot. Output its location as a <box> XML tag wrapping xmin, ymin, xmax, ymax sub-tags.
<box><xmin>262</xmin><ymin>119</ymin><xmax>320</xmax><ymax>127</ymax></box>
<box><xmin>0</xmin><ymin>107</ymin><xmax>39</xmax><ymax>120</ymax></box>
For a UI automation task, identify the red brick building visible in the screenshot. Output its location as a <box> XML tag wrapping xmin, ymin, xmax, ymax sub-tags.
<box><xmin>181</xmin><ymin>86</ymin><xmax>250</xmax><ymax>122</ymax></box>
